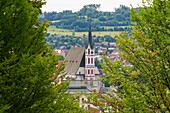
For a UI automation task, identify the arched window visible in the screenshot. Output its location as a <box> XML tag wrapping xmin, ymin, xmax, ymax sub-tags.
<box><xmin>88</xmin><ymin>49</ymin><xmax>90</xmax><ymax>54</ymax></box>
<box><xmin>88</xmin><ymin>69</ymin><xmax>90</xmax><ymax>74</ymax></box>
<box><xmin>88</xmin><ymin>58</ymin><xmax>90</xmax><ymax>64</ymax></box>
<box><xmin>91</xmin><ymin>69</ymin><xmax>93</xmax><ymax>74</ymax></box>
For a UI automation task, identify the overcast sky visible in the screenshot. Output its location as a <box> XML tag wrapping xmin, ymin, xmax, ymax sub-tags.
<box><xmin>42</xmin><ymin>0</ymin><xmax>144</xmax><ymax>12</ymax></box>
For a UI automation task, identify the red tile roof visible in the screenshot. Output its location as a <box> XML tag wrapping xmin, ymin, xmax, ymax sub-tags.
<box><xmin>51</xmin><ymin>60</ymin><xmax>63</xmax><ymax>80</ymax></box>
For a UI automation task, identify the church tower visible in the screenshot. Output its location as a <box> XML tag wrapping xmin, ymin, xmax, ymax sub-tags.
<box><xmin>85</xmin><ymin>21</ymin><xmax>95</xmax><ymax>81</ymax></box>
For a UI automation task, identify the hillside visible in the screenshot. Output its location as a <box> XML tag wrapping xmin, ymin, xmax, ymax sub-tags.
<box><xmin>40</xmin><ymin>5</ymin><xmax>133</xmax><ymax>32</ymax></box>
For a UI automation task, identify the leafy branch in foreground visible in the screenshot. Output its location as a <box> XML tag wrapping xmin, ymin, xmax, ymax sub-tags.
<box><xmin>0</xmin><ymin>0</ymin><xmax>84</xmax><ymax>112</ymax></box>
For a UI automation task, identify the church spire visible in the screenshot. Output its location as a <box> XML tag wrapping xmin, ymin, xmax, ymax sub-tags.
<box><xmin>87</xmin><ymin>18</ymin><xmax>94</xmax><ymax>49</ymax></box>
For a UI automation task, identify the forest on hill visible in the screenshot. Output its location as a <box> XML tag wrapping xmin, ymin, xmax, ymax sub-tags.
<box><xmin>40</xmin><ymin>4</ymin><xmax>134</xmax><ymax>32</ymax></box>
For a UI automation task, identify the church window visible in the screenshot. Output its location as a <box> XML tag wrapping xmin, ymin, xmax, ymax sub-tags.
<box><xmin>91</xmin><ymin>58</ymin><xmax>93</xmax><ymax>64</ymax></box>
<box><xmin>91</xmin><ymin>51</ymin><xmax>93</xmax><ymax>54</ymax></box>
<box><xmin>88</xmin><ymin>69</ymin><xmax>90</xmax><ymax>74</ymax></box>
<box><xmin>88</xmin><ymin>105</ymin><xmax>90</xmax><ymax>110</ymax></box>
<box><xmin>88</xmin><ymin>58</ymin><xmax>90</xmax><ymax>64</ymax></box>
<box><xmin>91</xmin><ymin>69</ymin><xmax>93</xmax><ymax>74</ymax></box>
<box><xmin>88</xmin><ymin>49</ymin><xmax>90</xmax><ymax>54</ymax></box>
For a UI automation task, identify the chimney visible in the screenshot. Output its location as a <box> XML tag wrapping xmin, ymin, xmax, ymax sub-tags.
<box><xmin>85</xmin><ymin>78</ymin><xmax>87</xmax><ymax>84</ymax></box>
<box><xmin>90</xmin><ymin>78</ymin><xmax>93</xmax><ymax>85</ymax></box>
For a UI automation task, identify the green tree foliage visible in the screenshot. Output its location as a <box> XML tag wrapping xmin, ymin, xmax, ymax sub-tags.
<box><xmin>0</xmin><ymin>0</ymin><xmax>84</xmax><ymax>112</ymax></box>
<box><xmin>95</xmin><ymin>58</ymin><xmax>102</xmax><ymax>69</ymax></box>
<box><xmin>85</xmin><ymin>0</ymin><xmax>170</xmax><ymax>112</ymax></box>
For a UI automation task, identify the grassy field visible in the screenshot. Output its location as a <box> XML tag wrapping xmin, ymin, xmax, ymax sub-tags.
<box><xmin>50</xmin><ymin>20</ymin><xmax>61</xmax><ymax>23</ymax></box>
<box><xmin>48</xmin><ymin>26</ymin><xmax>73</xmax><ymax>32</ymax></box>
<box><xmin>47</xmin><ymin>26</ymin><xmax>120</xmax><ymax>37</ymax></box>
<box><xmin>101</xmin><ymin>26</ymin><xmax>129</xmax><ymax>29</ymax></box>
<box><xmin>78</xmin><ymin>16</ymin><xmax>88</xmax><ymax>19</ymax></box>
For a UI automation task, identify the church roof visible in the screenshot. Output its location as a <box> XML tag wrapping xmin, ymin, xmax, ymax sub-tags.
<box><xmin>65</xmin><ymin>47</ymin><xmax>85</xmax><ymax>75</ymax></box>
<box><xmin>69</xmin><ymin>80</ymin><xmax>101</xmax><ymax>88</ymax></box>
<box><xmin>66</xmin><ymin>87</ymin><xmax>92</xmax><ymax>93</ymax></box>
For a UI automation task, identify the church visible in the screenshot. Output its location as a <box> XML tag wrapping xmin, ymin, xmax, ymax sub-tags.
<box><xmin>64</xmin><ymin>22</ymin><xmax>104</xmax><ymax>93</ymax></box>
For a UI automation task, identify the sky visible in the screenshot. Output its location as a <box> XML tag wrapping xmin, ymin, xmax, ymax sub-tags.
<box><xmin>42</xmin><ymin>0</ymin><xmax>144</xmax><ymax>12</ymax></box>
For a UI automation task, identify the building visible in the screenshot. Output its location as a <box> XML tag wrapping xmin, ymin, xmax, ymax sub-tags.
<box><xmin>101</xmin><ymin>42</ymin><xmax>108</xmax><ymax>46</ymax></box>
<box><xmin>94</xmin><ymin>43</ymin><xmax>101</xmax><ymax>46</ymax></box>
<box><xmin>61</xmin><ymin>22</ymin><xmax>107</xmax><ymax>111</ymax></box>
<box><xmin>54</xmin><ymin>49</ymin><xmax>66</xmax><ymax>58</ymax></box>
<box><xmin>109</xmin><ymin>42</ymin><xmax>116</xmax><ymax>47</ymax></box>
<box><xmin>64</xmin><ymin>22</ymin><xmax>104</xmax><ymax>93</ymax></box>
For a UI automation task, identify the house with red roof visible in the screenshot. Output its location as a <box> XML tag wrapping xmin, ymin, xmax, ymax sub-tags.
<box><xmin>94</xmin><ymin>43</ymin><xmax>101</xmax><ymax>46</ymax></box>
<box><xmin>102</xmin><ymin>42</ymin><xmax>108</xmax><ymax>46</ymax></box>
<box><xmin>54</xmin><ymin>49</ymin><xmax>66</xmax><ymax>58</ymax></box>
<box><xmin>109</xmin><ymin>42</ymin><xmax>116</xmax><ymax>47</ymax></box>
<box><xmin>51</xmin><ymin>60</ymin><xmax>63</xmax><ymax>80</ymax></box>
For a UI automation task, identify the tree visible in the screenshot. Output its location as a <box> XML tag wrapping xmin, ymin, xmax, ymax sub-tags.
<box><xmin>100</xmin><ymin>43</ymin><xmax>105</xmax><ymax>47</ymax></box>
<box><xmin>0</xmin><ymin>0</ymin><xmax>84</xmax><ymax>112</ymax></box>
<box><xmin>99</xmin><ymin>16</ymin><xmax>107</xmax><ymax>21</ymax></box>
<box><xmin>95</xmin><ymin>58</ymin><xmax>102</xmax><ymax>69</ymax></box>
<box><xmin>85</xmin><ymin>0</ymin><xmax>170</xmax><ymax>112</ymax></box>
